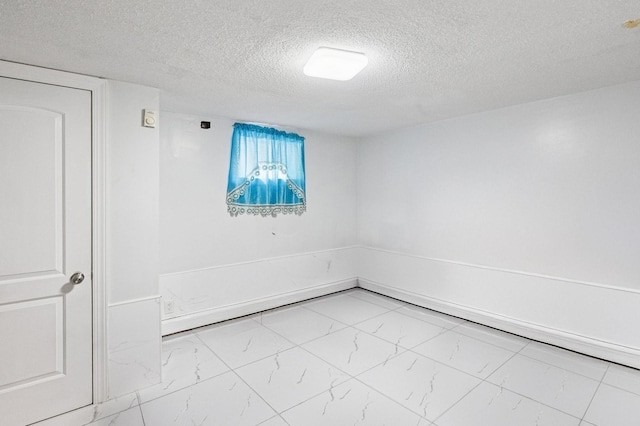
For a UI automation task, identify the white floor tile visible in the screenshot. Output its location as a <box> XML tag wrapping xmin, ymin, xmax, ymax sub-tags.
<box><xmin>281</xmin><ymin>379</ymin><xmax>431</xmax><ymax>426</ymax></box>
<box><xmin>452</xmin><ymin>322</ymin><xmax>529</xmax><ymax>352</ymax></box>
<box><xmin>140</xmin><ymin>371</ymin><xmax>276</xmax><ymax>426</ymax></box>
<box><xmin>235</xmin><ymin>347</ymin><xmax>350</xmax><ymax>412</ymax></box>
<box><xmin>602</xmin><ymin>363</ymin><xmax>640</xmax><ymax>395</ymax></box>
<box><xmin>42</xmin><ymin>290</ymin><xmax>637</xmax><ymax>426</ymax></box>
<box><xmin>303</xmin><ymin>294</ymin><xmax>390</xmax><ymax>325</ymax></box>
<box><xmin>138</xmin><ymin>331</ymin><xmax>229</xmax><ymax>403</ymax></box>
<box><xmin>435</xmin><ymin>381</ymin><xmax>580</xmax><ymax>426</ymax></box>
<box><xmin>519</xmin><ymin>341</ymin><xmax>609</xmax><ymax>381</ymax></box>
<box><xmin>256</xmin><ymin>305</ymin><xmax>347</xmax><ymax>345</ymax></box>
<box><xmin>86</xmin><ymin>392</ymin><xmax>140</xmax><ymax>424</ymax></box>
<box><xmin>358</xmin><ymin>351</ymin><xmax>481</xmax><ymax>421</ymax></box>
<box><xmin>84</xmin><ymin>406</ymin><xmax>144</xmax><ymax>426</ymax></box>
<box><xmin>413</xmin><ymin>330</ymin><xmax>516</xmax><ymax>378</ymax></box>
<box><xmin>396</xmin><ymin>305</ymin><xmax>465</xmax><ymax>330</ymax></box>
<box><xmin>258</xmin><ymin>416</ymin><xmax>290</xmax><ymax>426</ymax></box>
<box><xmin>355</xmin><ymin>310</ymin><xmax>447</xmax><ymax>349</ymax></box>
<box><xmin>302</xmin><ymin>327</ymin><xmax>402</xmax><ymax>375</ymax></box>
<box><xmin>195</xmin><ymin>318</ymin><xmax>294</xmax><ymax>368</ymax></box>
<box><xmin>583</xmin><ymin>383</ymin><xmax>640</xmax><ymax>426</ymax></box>
<box><xmin>346</xmin><ymin>289</ymin><xmax>405</xmax><ymax>309</ymax></box>
<box><xmin>33</xmin><ymin>393</ymin><xmax>141</xmax><ymax>426</ymax></box>
<box><xmin>487</xmin><ymin>354</ymin><xmax>599</xmax><ymax>418</ymax></box>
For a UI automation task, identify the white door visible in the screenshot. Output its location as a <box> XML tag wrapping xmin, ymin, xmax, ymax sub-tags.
<box><xmin>0</xmin><ymin>76</ymin><xmax>92</xmax><ymax>425</ymax></box>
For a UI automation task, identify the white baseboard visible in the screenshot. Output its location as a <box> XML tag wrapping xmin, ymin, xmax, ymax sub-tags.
<box><xmin>359</xmin><ymin>278</ymin><xmax>640</xmax><ymax>369</ymax></box>
<box><xmin>162</xmin><ymin>278</ymin><xmax>358</xmax><ymax>335</ymax></box>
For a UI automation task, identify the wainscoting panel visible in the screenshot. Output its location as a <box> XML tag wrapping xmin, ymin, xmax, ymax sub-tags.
<box><xmin>107</xmin><ymin>297</ymin><xmax>161</xmax><ymax>398</ymax></box>
<box><xmin>161</xmin><ymin>247</ymin><xmax>359</xmax><ymax>335</ymax></box>
<box><xmin>357</xmin><ymin>247</ymin><xmax>640</xmax><ymax>369</ymax></box>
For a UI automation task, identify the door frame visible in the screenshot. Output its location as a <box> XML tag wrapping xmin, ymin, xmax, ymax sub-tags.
<box><xmin>0</xmin><ymin>60</ymin><xmax>109</xmax><ymax>404</ymax></box>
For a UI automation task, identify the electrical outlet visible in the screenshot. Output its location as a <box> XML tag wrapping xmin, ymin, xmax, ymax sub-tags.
<box><xmin>163</xmin><ymin>299</ymin><xmax>175</xmax><ymax>315</ymax></box>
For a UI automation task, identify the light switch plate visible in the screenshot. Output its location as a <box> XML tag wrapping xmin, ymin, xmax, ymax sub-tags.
<box><xmin>143</xmin><ymin>109</ymin><xmax>157</xmax><ymax>128</ymax></box>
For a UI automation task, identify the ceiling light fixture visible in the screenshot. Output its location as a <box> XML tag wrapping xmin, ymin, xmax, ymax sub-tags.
<box><xmin>303</xmin><ymin>47</ymin><xmax>368</xmax><ymax>81</ymax></box>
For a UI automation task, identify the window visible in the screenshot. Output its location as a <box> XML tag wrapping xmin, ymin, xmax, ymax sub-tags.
<box><xmin>226</xmin><ymin>123</ymin><xmax>306</xmax><ymax>217</ymax></box>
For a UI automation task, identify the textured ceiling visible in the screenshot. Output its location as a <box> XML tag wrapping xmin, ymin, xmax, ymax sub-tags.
<box><xmin>1</xmin><ymin>1</ymin><xmax>639</xmax><ymax>136</ymax></box>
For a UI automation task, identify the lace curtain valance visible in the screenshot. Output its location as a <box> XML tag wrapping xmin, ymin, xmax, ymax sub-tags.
<box><xmin>226</xmin><ymin>123</ymin><xmax>306</xmax><ymax>217</ymax></box>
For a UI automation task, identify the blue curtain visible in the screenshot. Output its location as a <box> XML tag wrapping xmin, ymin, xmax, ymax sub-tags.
<box><xmin>226</xmin><ymin>123</ymin><xmax>306</xmax><ymax>217</ymax></box>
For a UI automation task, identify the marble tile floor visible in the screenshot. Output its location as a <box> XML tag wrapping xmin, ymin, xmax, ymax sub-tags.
<box><xmin>75</xmin><ymin>289</ymin><xmax>640</xmax><ymax>425</ymax></box>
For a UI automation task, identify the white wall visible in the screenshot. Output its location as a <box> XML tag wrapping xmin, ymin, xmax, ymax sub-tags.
<box><xmin>106</xmin><ymin>81</ymin><xmax>161</xmax><ymax>397</ymax></box>
<box><xmin>159</xmin><ymin>112</ymin><xmax>358</xmax><ymax>334</ymax></box>
<box><xmin>357</xmin><ymin>80</ymin><xmax>640</xmax><ymax>367</ymax></box>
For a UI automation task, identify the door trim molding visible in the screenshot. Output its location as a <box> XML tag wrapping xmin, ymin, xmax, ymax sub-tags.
<box><xmin>90</xmin><ymin>76</ymin><xmax>109</xmax><ymax>404</ymax></box>
<box><xmin>0</xmin><ymin>60</ymin><xmax>109</xmax><ymax>404</ymax></box>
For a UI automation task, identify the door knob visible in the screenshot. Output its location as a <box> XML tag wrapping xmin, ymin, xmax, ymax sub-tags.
<box><xmin>70</xmin><ymin>272</ymin><xmax>85</xmax><ymax>285</ymax></box>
